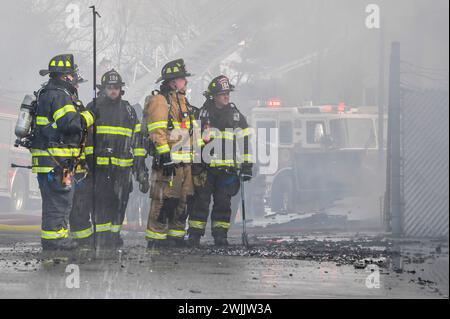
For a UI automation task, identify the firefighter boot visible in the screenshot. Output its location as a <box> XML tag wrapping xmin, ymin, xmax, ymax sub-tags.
<box><xmin>96</xmin><ymin>232</ymin><xmax>114</xmax><ymax>251</ymax></box>
<box><xmin>188</xmin><ymin>234</ymin><xmax>202</xmax><ymax>248</ymax></box>
<box><xmin>111</xmin><ymin>233</ymin><xmax>124</xmax><ymax>249</ymax></box>
<box><xmin>213</xmin><ymin>235</ymin><xmax>229</xmax><ymax>247</ymax></box>
<box><xmin>166</xmin><ymin>237</ymin><xmax>187</xmax><ymax>248</ymax></box>
<box><xmin>42</xmin><ymin>238</ymin><xmax>78</xmax><ymax>251</ymax></box>
<box><xmin>147</xmin><ymin>239</ymin><xmax>171</xmax><ymax>250</ymax></box>
<box><xmin>74</xmin><ymin>236</ymin><xmax>94</xmax><ymax>249</ymax></box>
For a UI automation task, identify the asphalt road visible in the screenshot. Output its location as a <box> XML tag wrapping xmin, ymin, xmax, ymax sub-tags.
<box><xmin>0</xmin><ymin>230</ymin><xmax>448</xmax><ymax>299</ymax></box>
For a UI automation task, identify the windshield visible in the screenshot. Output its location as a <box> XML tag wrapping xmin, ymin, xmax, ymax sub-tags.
<box><xmin>330</xmin><ymin>118</ymin><xmax>376</xmax><ymax>149</ymax></box>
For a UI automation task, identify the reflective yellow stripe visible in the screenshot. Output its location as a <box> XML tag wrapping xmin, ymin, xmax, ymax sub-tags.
<box><xmin>134</xmin><ymin>124</ymin><xmax>142</xmax><ymax>133</ymax></box>
<box><xmin>243</xmin><ymin>154</ymin><xmax>254</xmax><ymax>162</ymax></box>
<box><xmin>236</xmin><ymin>128</ymin><xmax>252</xmax><ymax>139</ymax></box>
<box><xmin>96</xmin><ymin>223</ymin><xmax>112</xmax><ymax>233</ymax></box>
<box><xmin>167</xmin><ymin>229</ymin><xmax>186</xmax><ymax>238</ymax></box>
<box><xmin>156</xmin><ymin>144</ymin><xmax>170</xmax><ymax>155</ymax></box>
<box><xmin>85</xmin><ymin>146</ymin><xmax>94</xmax><ymax>155</ymax></box>
<box><xmin>192</xmin><ymin>120</ymin><xmax>200</xmax><ymax>128</ymax></box>
<box><xmin>81</xmin><ymin>111</ymin><xmax>94</xmax><ymax>128</ymax></box>
<box><xmin>97</xmin><ymin>126</ymin><xmax>133</xmax><ymax>137</ymax></box>
<box><xmin>96</xmin><ymin>157</ymin><xmax>110</xmax><ymax>165</ymax></box>
<box><xmin>111</xmin><ymin>157</ymin><xmax>133</xmax><ymax>167</ymax></box>
<box><xmin>212</xmin><ymin>221</ymin><xmax>231</xmax><ymax>230</ymax></box>
<box><xmin>32</xmin><ymin>148</ymin><xmax>82</xmax><ymax>157</ymax></box>
<box><xmin>53</xmin><ymin>104</ymin><xmax>77</xmax><ymax>122</ymax></box>
<box><xmin>189</xmin><ymin>220</ymin><xmax>207</xmax><ymax>230</ymax></box>
<box><xmin>197</xmin><ymin>139</ymin><xmax>206</xmax><ymax>147</ymax></box>
<box><xmin>210</xmin><ymin>131</ymin><xmax>235</xmax><ymax>140</ymax></box>
<box><xmin>71</xmin><ymin>227</ymin><xmax>93</xmax><ymax>239</ymax></box>
<box><xmin>133</xmin><ymin>148</ymin><xmax>147</xmax><ymax>157</ymax></box>
<box><xmin>41</xmin><ymin>228</ymin><xmax>69</xmax><ymax>240</ymax></box>
<box><xmin>171</xmin><ymin>152</ymin><xmax>192</xmax><ymax>162</ymax></box>
<box><xmin>111</xmin><ymin>225</ymin><xmax>122</xmax><ymax>233</ymax></box>
<box><xmin>146</xmin><ymin>230</ymin><xmax>167</xmax><ymax>240</ymax></box>
<box><xmin>148</xmin><ymin>121</ymin><xmax>168</xmax><ymax>132</ymax></box>
<box><xmin>32</xmin><ymin>167</ymin><xmax>54</xmax><ymax>174</ymax></box>
<box><xmin>96</xmin><ymin>157</ymin><xmax>134</xmax><ymax>167</ymax></box>
<box><xmin>210</xmin><ymin>159</ymin><xmax>236</xmax><ymax>167</ymax></box>
<box><xmin>36</xmin><ymin>116</ymin><xmax>50</xmax><ymax>126</ymax></box>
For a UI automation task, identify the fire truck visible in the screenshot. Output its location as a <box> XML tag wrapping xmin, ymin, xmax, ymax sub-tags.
<box><xmin>0</xmin><ymin>104</ymin><xmax>40</xmax><ymax>211</ymax></box>
<box><xmin>248</xmin><ymin>100</ymin><xmax>386</xmax><ymax>217</ymax></box>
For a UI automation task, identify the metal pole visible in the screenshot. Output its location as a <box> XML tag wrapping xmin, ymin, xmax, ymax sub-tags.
<box><xmin>388</xmin><ymin>42</ymin><xmax>402</xmax><ymax>237</ymax></box>
<box><xmin>377</xmin><ymin>26</ymin><xmax>385</xmax><ymax>163</ymax></box>
<box><xmin>240</xmin><ymin>173</ymin><xmax>249</xmax><ymax>248</ymax></box>
<box><xmin>90</xmin><ymin>5</ymin><xmax>101</xmax><ymax>251</ymax></box>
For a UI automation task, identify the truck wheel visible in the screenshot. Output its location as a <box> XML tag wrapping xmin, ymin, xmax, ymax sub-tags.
<box><xmin>10</xmin><ymin>175</ymin><xmax>28</xmax><ymax>212</ymax></box>
<box><xmin>270</xmin><ymin>174</ymin><xmax>295</xmax><ymax>214</ymax></box>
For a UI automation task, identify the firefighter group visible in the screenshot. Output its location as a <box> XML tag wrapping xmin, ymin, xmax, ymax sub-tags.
<box><xmin>28</xmin><ymin>54</ymin><xmax>254</xmax><ymax>251</ymax></box>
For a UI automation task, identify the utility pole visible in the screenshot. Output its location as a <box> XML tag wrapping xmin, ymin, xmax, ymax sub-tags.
<box><xmin>387</xmin><ymin>42</ymin><xmax>402</xmax><ymax>237</ymax></box>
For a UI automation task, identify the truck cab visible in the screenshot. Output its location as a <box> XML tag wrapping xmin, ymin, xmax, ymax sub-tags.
<box><xmin>250</xmin><ymin>101</ymin><xmax>386</xmax><ymax>216</ymax></box>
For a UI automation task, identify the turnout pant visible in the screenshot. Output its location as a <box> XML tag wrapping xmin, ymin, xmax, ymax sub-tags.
<box><xmin>188</xmin><ymin>169</ymin><xmax>240</xmax><ymax>238</ymax></box>
<box><xmin>146</xmin><ymin>165</ymin><xmax>193</xmax><ymax>241</ymax></box>
<box><xmin>69</xmin><ymin>175</ymin><xmax>94</xmax><ymax>240</ymax></box>
<box><xmin>94</xmin><ymin>168</ymin><xmax>132</xmax><ymax>236</ymax></box>
<box><xmin>69</xmin><ymin>168</ymin><xmax>132</xmax><ymax>240</ymax></box>
<box><xmin>38</xmin><ymin>173</ymin><xmax>74</xmax><ymax>243</ymax></box>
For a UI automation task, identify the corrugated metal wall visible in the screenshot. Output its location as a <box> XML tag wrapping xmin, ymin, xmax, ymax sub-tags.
<box><xmin>401</xmin><ymin>89</ymin><xmax>449</xmax><ymax>238</ymax></box>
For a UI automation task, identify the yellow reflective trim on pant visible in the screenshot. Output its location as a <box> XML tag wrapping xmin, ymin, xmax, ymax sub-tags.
<box><xmin>41</xmin><ymin>228</ymin><xmax>69</xmax><ymax>240</ymax></box>
<box><xmin>85</xmin><ymin>146</ymin><xmax>94</xmax><ymax>155</ymax></box>
<box><xmin>32</xmin><ymin>148</ymin><xmax>82</xmax><ymax>158</ymax></box>
<box><xmin>36</xmin><ymin>116</ymin><xmax>51</xmax><ymax>126</ymax></box>
<box><xmin>32</xmin><ymin>166</ymin><xmax>54</xmax><ymax>174</ymax></box>
<box><xmin>146</xmin><ymin>229</ymin><xmax>167</xmax><ymax>240</ymax></box>
<box><xmin>133</xmin><ymin>148</ymin><xmax>147</xmax><ymax>157</ymax></box>
<box><xmin>134</xmin><ymin>123</ymin><xmax>142</xmax><ymax>133</ymax></box>
<box><xmin>53</xmin><ymin>104</ymin><xmax>77</xmax><ymax>122</ymax></box>
<box><xmin>96</xmin><ymin>126</ymin><xmax>133</xmax><ymax>138</ymax></box>
<box><xmin>167</xmin><ymin>229</ymin><xmax>186</xmax><ymax>238</ymax></box>
<box><xmin>111</xmin><ymin>225</ymin><xmax>122</xmax><ymax>233</ymax></box>
<box><xmin>189</xmin><ymin>220</ymin><xmax>207</xmax><ymax>230</ymax></box>
<box><xmin>96</xmin><ymin>157</ymin><xmax>134</xmax><ymax>167</ymax></box>
<box><xmin>148</xmin><ymin>121</ymin><xmax>168</xmax><ymax>132</ymax></box>
<box><xmin>212</xmin><ymin>221</ymin><xmax>231</xmax><ymax>230</ymax></box>
<box><xmin>81</xmin><ymin>111</ymin><xmax>94</xmax><ymax>128</ymax></box>
<box><xmin>236</xmin><ymin>128</ymin><xmax>252</xmax><ymax>139</ymax></box>
<box><xmin>71</xmin><ymin>227</ymin><xmax>93</xmax><ymax>239</ymax></box>
<box><xmin>96</xmin><ymin>223</ymin><xmax>112</xmax><ymax>233</ymax></box>
<box><xmin>156</xmin><ymin>144</ymin><xmax>170</xmax><ymax>155</ymax></box>
<box><xmin>210</xmin><ymin>159</ymin><xmax>236</xmax><ymax>168</ymax></box>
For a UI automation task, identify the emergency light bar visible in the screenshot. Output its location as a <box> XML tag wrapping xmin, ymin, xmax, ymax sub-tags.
<box><xmin>267</xmin><ymin>99</ymin><xmax>282</xmax><ymax>108</ymax></box>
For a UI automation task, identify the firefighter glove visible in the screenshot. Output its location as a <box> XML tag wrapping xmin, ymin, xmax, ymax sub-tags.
<box><xmin>240</xmin><ymin>163</ymin><xmax>253</xmax><ymax>182</ymax></box>
<box><xmin>160</xmin><ymin>152</ymin><xmax>176</xmax><ymax>177</ymax></box>
<box><xmin>137</xmin><ymin>171</ymin><xmax>150</xmax><ymax>193</ymax></box>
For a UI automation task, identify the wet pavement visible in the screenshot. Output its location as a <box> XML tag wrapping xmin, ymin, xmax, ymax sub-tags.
<box><xmin>0</xmin><ymin>231</ymin><xmax>448</xmax><ymax>299</ymax></box>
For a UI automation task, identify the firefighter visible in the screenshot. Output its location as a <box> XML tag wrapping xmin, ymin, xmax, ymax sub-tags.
<box><xmin>33</xmin><ymin>54</ymin><xmax>95</xmax><ymax>251</ymax></box>
<box><xmin>70</xmin><ymin>69</ymin><xmax>148</xmax><ymax>249</ymax></box>
<box><xmin>144</xmin><ymin>58</ymin><xmax>195</xmax><ymax>248</ymax></box>
<box><xmin>188</xmin><ymin>75</ymin><xmax>253</xmax><ymax>247</ymax></box>
<box><xmin>68</xmin><ymin>68</ymin><xmax>95</xmax><ymax>248</ymax></box>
